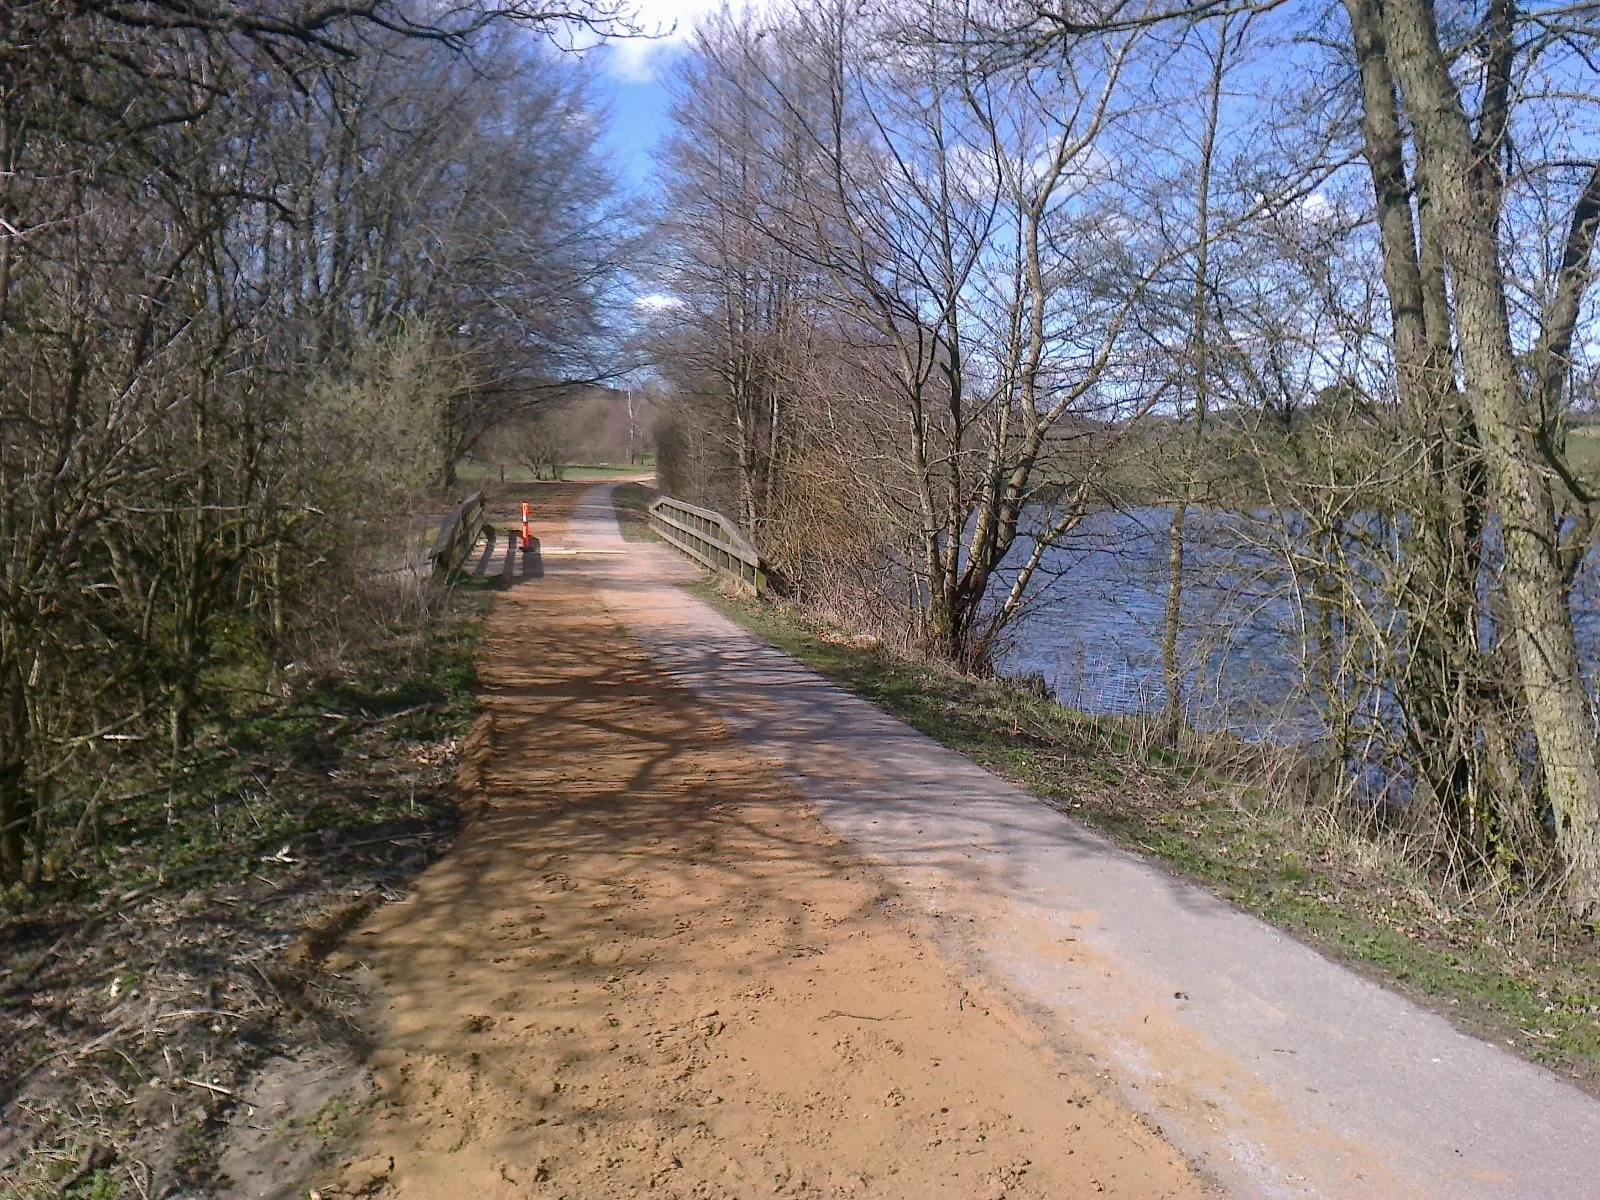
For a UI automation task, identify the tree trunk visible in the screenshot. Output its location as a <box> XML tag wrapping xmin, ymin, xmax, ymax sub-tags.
<box><xmin>1162</xmin><ymin>24</ymin><xmax>1225</xmax><ymax>748</ymax></box>
<box><xmin>1346</xmin><ymin>0</ymin><xmax>1509</xmax><ymax>863</ymax></box>
<box><xmin>1378</xmin><ymin>0</ymin><xmax>1600</xmax><ymax>917</ymax></box>
<box><xmin>171</xmin><ymin>664</ymin><xmax>196</xmax><ymax>764</ymax></box>
<box><xmin>1161</xmin><ymin>504</ymin><xmax>1186</xmax><ymax>745</ymax></box>
<box><xmin>267</xmin><ymin>540</ymin><xmax>287</xmax><ymax>699</ymax></box>
<box><xmin>0</xmin><ymin>676</ymin><xmax>28</xmax><ymax>883</ymax></box>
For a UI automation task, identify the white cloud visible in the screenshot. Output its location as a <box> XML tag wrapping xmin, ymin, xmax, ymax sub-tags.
<box><xmin>605</xmin><ymin>0</ymin><xmax>726</xmax><ymax>82</ymax></box>
<box><xmin>1299</xmin><ymin>191</ymin><xmax>1334</xmax><ymax>219</ymax></box>
<box><xmin>634</xmin><ymin>291</ymin><xmax>689</xmax><ymax>311</ymax></box>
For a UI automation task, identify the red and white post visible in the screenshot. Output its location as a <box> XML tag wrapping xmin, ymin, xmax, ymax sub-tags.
<box><xmin>521</xmin><ymin>502</ymin><xmax>531</xmax><ymax>552</ymax></box>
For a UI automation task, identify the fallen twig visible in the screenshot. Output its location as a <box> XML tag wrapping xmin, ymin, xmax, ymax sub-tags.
<box><xmin>337</xmin><ymin>831</ymin><xmax>440</xmax><ymax>852</ymax></box>
<box><xmin>180</xmin><ymin>1077</ymin><xmax>234</xmax><ymax>1097</ymax></box>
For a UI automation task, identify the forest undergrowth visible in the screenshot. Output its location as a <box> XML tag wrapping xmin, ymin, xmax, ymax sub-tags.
<box><xmin>0</xmin><ymin>578</ymin><xmax>494</xmax><ymax>1199</ymax></box>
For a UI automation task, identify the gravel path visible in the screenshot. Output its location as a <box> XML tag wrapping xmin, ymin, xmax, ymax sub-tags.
<box><xmin>576</xmin><ymin>482</ymin><xmax>1600</xmax><ymax>1200</ymax></box>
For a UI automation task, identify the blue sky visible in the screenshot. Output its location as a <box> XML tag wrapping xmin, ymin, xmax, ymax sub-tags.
<box><xmin>600</xmin><ymin>62</ymin><xmax>673</xmax><ymax>190</ymax></box>
<box><xmin>582</xmin><ymin>2</ymin><xmax>723</xmax><ymax>194</ymax></box>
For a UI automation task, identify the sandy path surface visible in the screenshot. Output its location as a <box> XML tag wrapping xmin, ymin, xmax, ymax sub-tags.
<box><xmin>572</xmin><ymin>484</ymin><xmax>1600</xmax><ymax>1200</ymax></box>
<box><xmin>314</xmin><ymin>487</ymin><xmax>1207</xmax><ymax>1199</ymax></box>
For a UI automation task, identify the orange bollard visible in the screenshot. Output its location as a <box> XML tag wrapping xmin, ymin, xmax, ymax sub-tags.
<box><xmin>521</xmin><ymin>501</ymin><xmax>531</xmax><ymax>552</ymax></box>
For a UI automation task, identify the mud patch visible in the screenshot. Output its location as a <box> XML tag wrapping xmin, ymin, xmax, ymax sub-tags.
<box><xmin>216</xmin><ymin>1049</ymin><xmax>371</xmax><ymax>1200</ymax></box>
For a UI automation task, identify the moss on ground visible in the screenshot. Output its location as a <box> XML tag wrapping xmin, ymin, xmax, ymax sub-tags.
<box><xmin>693</xmin><ymin>583</ymin><xmax>1600</xmax><ymax>1095</ymax></box>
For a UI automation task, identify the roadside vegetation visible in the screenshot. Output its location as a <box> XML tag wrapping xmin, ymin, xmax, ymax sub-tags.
<box><xmin>0</xmin><ymin>588</ymin><xmax>488</xmax><ymax>1197</ymax></box>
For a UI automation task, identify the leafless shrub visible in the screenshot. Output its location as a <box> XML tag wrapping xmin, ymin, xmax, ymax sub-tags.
<box><xmin>0</xmin><ymin>7</ymin><xmax>625</xmax><ymax>888</ymax></box>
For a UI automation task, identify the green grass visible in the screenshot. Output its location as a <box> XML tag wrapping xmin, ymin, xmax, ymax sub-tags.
<box><xmin>611</xmin><ymin>482</ymin><xmax>660</xmax><ymax>543</ymax></box>
<box><xmin>0</xmin><ymin>610</ymin><xmax>483</xmax><ymax>918</ymax></box>
<box><xmin>39</xmin><ymin>617</ymin><xmax>483</xmax><ymax>908</ymax></box>
<box><xmin>1566</xmin><ymin>427</ymin><xmax>1600</xmax><ymax>484</ymax></box>
<box><xmin>455</xmin><ymin>461</ymin><xmax>532</xmax><ymax>484</ymax></box>
<box><xmin>455</xmin><ymin>458</ymin><xmax>655</xmax><ymax>484</ymax></box>
<box><xmin>560</xmin><ymin>461</ymin><xmax>655</xmax><ymax>480</ymax></box>
<box><xmin>692</xmin><ymin>584</ymin><xmax>1600</xmax><ymax>1094</ymax></box>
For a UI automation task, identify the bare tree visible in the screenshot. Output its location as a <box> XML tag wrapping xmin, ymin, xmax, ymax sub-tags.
<box><xmin>0</xmin><ymin>6</ymin><xmax>629</xmax><ymax>885</ymax></box>
<box><xmin>654</xmin><ymin>6</ymin><xmax>821</xmax><ymax>531</ymax></box>
<box><xmin>1338</xmin><ymin>0</ymin><xmax>1600</xmax><ymax>916</ymax></box>
<box><xmin>1157</xmin><ymin>15</ymin><xmax>1240</xmax><ymax>746</ymax></box>
<box><xmin>655</xmin><ymin>0</ymin><xmax>1174</xmax><ymax>663</ymax></box>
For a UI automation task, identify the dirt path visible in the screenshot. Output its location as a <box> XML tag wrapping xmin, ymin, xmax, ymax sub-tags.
<box><xmin>305</xmin><ymin>486</ymin><xmax>1208</xmax><ymax>1199</ymax></box>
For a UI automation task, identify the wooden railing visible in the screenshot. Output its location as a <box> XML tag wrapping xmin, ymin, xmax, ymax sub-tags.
<box><xmin>428</xmin><ymin>491</ymin><xmax>485</xmax><ymax>578</ymax></box>
<box><xmin>648</xmin><ymin>496</ymin><xmax>767</xmax><ymax>595</ymax></box>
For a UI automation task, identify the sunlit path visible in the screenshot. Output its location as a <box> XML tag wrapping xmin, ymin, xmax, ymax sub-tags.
<box><xmin>575</xmin><ymin>482</ymin><xmax>1600</xmax><ymax>1200</ymax></box>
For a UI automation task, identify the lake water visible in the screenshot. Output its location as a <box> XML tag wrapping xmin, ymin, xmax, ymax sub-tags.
<box><xmin>995</xmin><ymin>508</ymin><xmax>1325</xmax><ymax>741</ymax></box>
<box><xmin>994</xmin><ymin>507</ymin><xmax>1600</xmax><ymax>746</ymax></box>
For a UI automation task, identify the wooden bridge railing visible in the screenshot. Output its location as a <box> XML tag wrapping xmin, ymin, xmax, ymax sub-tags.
<box><xmin>648</xmin><ymin>495</ymin><xmax>767</xmax><ymax>595</ymax></box>
<box><xmin>428</xmin><ymin>491</ymin><xmax>485</xmax><ymax>578</ymax></box>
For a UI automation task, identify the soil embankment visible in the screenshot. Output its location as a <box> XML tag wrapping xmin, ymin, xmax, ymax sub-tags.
<box><xmin>288</xmin><ymin>484</ymin><xmax>1206</xmax><ymax>1199</ymax></box>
